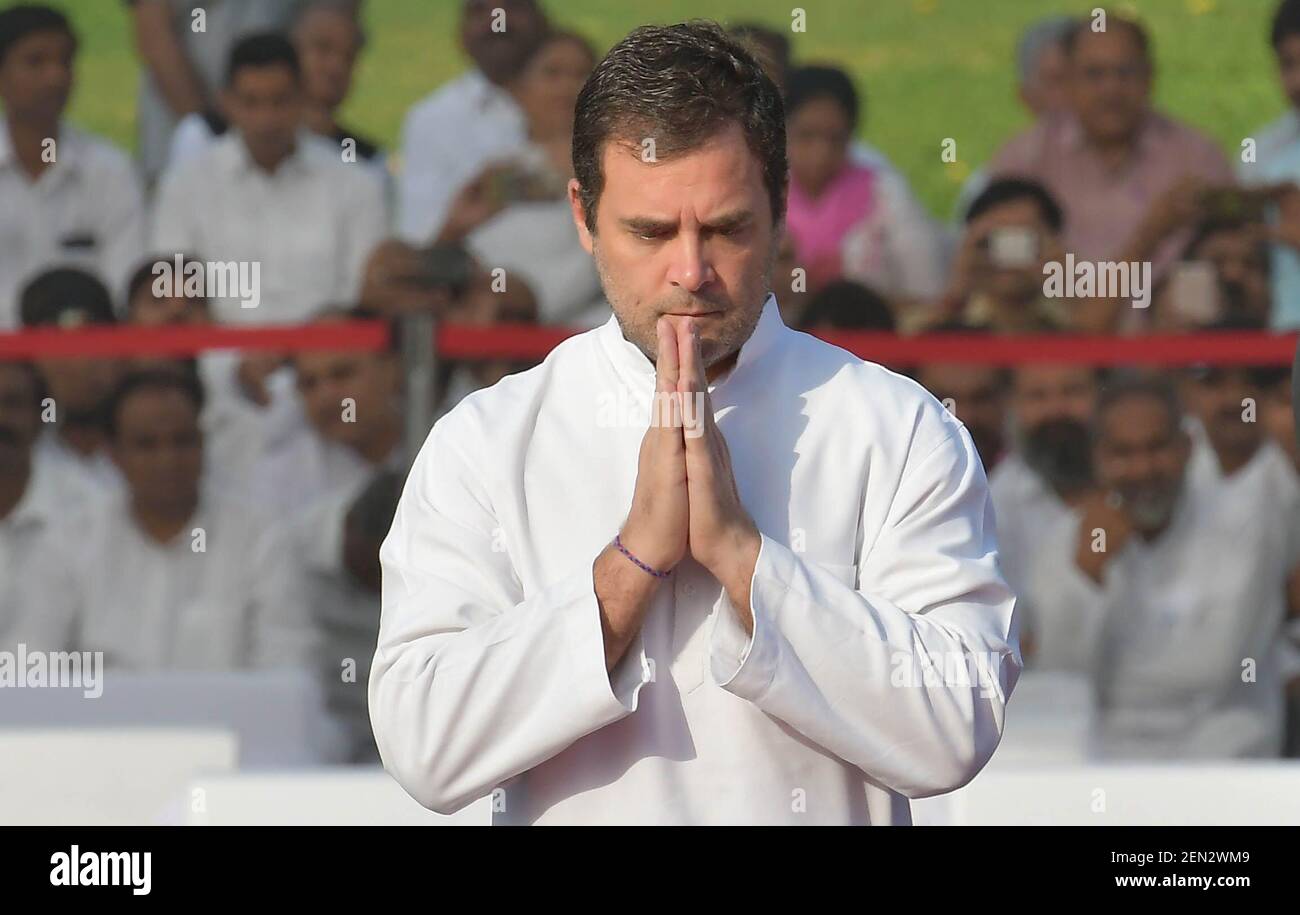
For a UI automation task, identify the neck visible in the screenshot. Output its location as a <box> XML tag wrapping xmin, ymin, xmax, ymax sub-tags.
<box><xmin>247</xmin><ymin>138</ymin><xmax>294</xmax><ymax>174</ymax></box>
<box><xmin>1138</xmin><ymin>518</ymin><xmax>1171</xmax><ymax>543</ymax></box>
<box><xmin>131</xmin><ymin>495</ymin><xmax>198</xmax><ymax>544</ymax></box>
<box><xmin>355</xmin><ymin>415</ymin><xmax>401</xmax><ymax>465</ymax></box>
<box><xmin>302</xmin><ymin>103</ymin><xmax>337</xmax><ymax>138</ymax></box>
<box><xmin>0</xmin><ymin>457</ymin><xmax>32</xmax><ymax>522</ymax></box>
<box><xmin>1087</xmin><ymin>130</ymin><xmax>1138</xmax><ymax>169</ymax></box>
<box><xmin>706</xmin><ymin>350</ymin><xmax>740</xmax><ymax>384</ymax></box>
<box><xmin>60</xmin><ymin>421</ymin><xmax>105</xmax><ymax>458</ymax></box>
<box><xmin>1216</xmin><ymin>440</ymin><xmax>1260</xmax><ymax>477</ymax></box>
<box><xmin>7</xmin><ymin>114</ymin><xmax>60</xmax><ymax>180</ymax></box>
<box><xmin>986</xmin><ymin>290</ymin><xmax>1042</xmax><ymax>327</ymax></box>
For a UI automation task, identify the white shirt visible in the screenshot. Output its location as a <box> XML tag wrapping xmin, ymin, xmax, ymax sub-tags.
<box><xmin>371</xmin><ymin>294</ymin><xmax>1020</xmax><ymax>825</ymax></box>
<box><xmin>165</xmin><ymin>113</ymin><xmax>392</xmax><ymax>188</ymax></box>
<box><xmin>1186</xmin><ymin>426</ymin><xmax>1300</xmax><ymax>681</ymax></box>
<box><xmin>1088</xmin><ymin>470</ymin><xmax>1297</xmax><ymax>759</ymax></box>
<box><xmin>465</xmin><ymin>144</ymin><xmax>607</xmax><ymax>327</ymax></box>
<box><xmin>250</xmin><ymin>425</ymin><xmax>403</xmax><ymax>521</ymax></box>
<box><xmin>280</xmin><ymin>483</ymin><xmax>382</xmax><ymax>762</ymax></box>
<box><xmin>0</xmin><ymin>122</ymin><xmax>144</xmax><ymax>326</ymax></box>
<box><xmin>132</xmin><ymin>0</ymin><xmax>301</xmax><ymax>182</ymax></box>
<box><xmin>33</xmin><ymin>428</ymin><xmax>125</xmax><ymax>503</ymax></box>
<box><xmin>41</xmin><ymin>489</ymin><xmax>314</xmax><ymax>671</ymax></box>
<box><xmin>150</xmin><ymin>131</ymin><xmax>387</xmax><ymax>324</ymax></box>
<box><xmin>989</xmin><ymin>452</ymin><xmax>1101</xmax><ymax>672</ymax></box>
<box><xmin>0</xmin><ymin>458</ymin><xmax>98</xmax><ymax>649</ymax></box>
<box><xmin>840</xmin><ymin>166</ymin><xmax>949</xmax><ymax>302</ymax></box>
<box><xmin>395</xmin><ymin>69</ymin><xmax>527</xmax><ymax>245</ymax></box>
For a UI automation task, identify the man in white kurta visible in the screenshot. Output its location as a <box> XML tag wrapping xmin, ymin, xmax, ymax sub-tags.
<box><xmin>1080</xmin><ymin>380</ymin><xmax>1297</xmax><ymax>758</ymax></box>
<box><xmin>372</xmin><ymin>293</ymin><xmax>1020</xmax><ymax>824</ymax></box>
<box><xmin>370</xmin><ymin>21</ymin><xmax>1020</xmax><ymax>825</ymax></box>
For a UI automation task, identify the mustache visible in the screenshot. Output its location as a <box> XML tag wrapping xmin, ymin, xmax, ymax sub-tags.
<box><xmin>1021</xmin><ymin>417</ymin><xmax>1093</xmax><ymax>492</ymax></box>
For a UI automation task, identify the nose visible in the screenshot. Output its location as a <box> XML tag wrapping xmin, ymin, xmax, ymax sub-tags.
<box><xmin>665</xmin><ymin>232</ymin><xmax>716</xmax><ymax>293</ymax></box>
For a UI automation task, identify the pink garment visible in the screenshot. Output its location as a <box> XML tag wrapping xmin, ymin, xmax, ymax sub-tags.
<box><xmin>989</xmin><ymin>110</ymin><xmax>1232</xmax><ymax>278</ymax></box>
<box><xmin>786</xmin><ymin>163</ymin><xmax>876</xmax><ymax>288</ymax></box>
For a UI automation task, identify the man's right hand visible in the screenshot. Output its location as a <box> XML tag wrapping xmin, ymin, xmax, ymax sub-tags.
<box><xmin>620</xmin><ymin>317</ymin><xmax>691</xmax><ymax>570</ymax></box>
<box><xmin>593</xmin><ymin>317</ymin><xmax>690</xmax><ymax>671</ymax></box>
<box><xmin>435</xmin><ymin>164</ymin><xmax>511</xmax><ymax>243</ymax></box>
<box><xmin>1075</xmin><ymin>489</ymin><xmax>1134</xmax><ymax>584</ymax></box>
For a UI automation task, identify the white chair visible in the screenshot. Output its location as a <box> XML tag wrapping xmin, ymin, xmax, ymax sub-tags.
<box><xmin>0</xmin><ymin>669</ymin><xmax>346</xmax><ymax>766</ymax></box>
<box><xmin>177</xmin><ymin>768</ymin><xmax>491</xmax><ymax>825</ymax></box>
<box><xmin>0</xmin><ymin>729</ymin><xmax>236</xmax><ymax>825</ymax></box>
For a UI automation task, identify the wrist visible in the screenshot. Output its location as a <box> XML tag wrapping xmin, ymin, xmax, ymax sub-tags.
<box><xmin>616</xmin><ymin>524</ymin><xmax>679</xmax><ymax>577</ymax></box>
<box><xmin>704</xmin><ymin>521</ymin><xmax>761</xmax><ymax>597</ymax></box>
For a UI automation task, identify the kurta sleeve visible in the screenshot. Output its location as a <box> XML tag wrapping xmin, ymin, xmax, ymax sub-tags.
<box><xmin>369</xmin><ymin>415</ymin><xmax>653</xmax><ymax>815</ymax></box>
<box><xmin>708</xmin><ymin>421</ymin><xmax>1022</xmax><ymax>798</ymax></box>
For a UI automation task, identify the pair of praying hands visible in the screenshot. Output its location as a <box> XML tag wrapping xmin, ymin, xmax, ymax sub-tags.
<box><xmin>618</xmin><ymin>316</ymin><xmax>761</xmax><ymax>625</ymax></box>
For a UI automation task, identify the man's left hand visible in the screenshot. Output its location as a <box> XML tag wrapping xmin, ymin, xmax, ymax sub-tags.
<box><xmin>669</xmin><ymin>317</ymin><xmax>761</xmax><ymax>634</ymax></box>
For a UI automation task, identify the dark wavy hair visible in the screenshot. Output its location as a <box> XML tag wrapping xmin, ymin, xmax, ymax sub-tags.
<box><xmin>571</xmin><ymin>20</ymin><xmax>787</xmax><ymax>235</ymax></box>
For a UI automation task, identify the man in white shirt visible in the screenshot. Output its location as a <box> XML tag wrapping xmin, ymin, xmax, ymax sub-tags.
<box><xmin>151</xmin><ymin>32</ymin><xmax>386</xmax><ymax>325</ymax></box>
<box><xmin>250</xmin><ymin>308</ymin><xmax>405</xmax><ymax>518</ymax></box>
<box><xmin>990</xmin><ymin>364</ymin><xmax>1099</xmax><ymax>671</ymax></box>
<box><xmin>394</xmin><ymin>0</ymin><xmax>548</xmax><ymax>244</ymax></box>
<box><xmin>281</xmin><ymin>470</ymin><xmax>398</xmax><ymax>763</ymax></box>
<box><xmin>19</xmin><ymin>267</ymin><xmax>127</xmax><ymax>501</ymax></box>
<box><xmin>371</xmin><ymin>23</ymin><xmax>1020</xmax><ymax>826</ymax></box>
<box><xmin>0</xmin><ymin>360</ymin><xmax>97</xmax><ymax>649</ymax></box>
<box><xmin>40</xmin><ymin>368</ymin><xmax>314</xmax><ymax>670</ymax></box>
<box><xmin>126</xmin><ymin>0</ymin><xmax>305</xmax><ymax>184</ymax></box>
<box><xmin>1178</xmin><ymin>342</ymin><xmax>1300</xmax><ymax>503</ymax></box>
<box><xmin>1080</xmin><ymin>376</ymin><xmax>1296</xmax><ymax>758</ymax></box>
<box><xmin>0</xmin><ymin>5</ymin><xmax>144</xmax><ymax>327</ymax></box>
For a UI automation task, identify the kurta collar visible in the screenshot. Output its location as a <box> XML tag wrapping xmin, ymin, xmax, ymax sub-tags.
<box><xmin>597</xmin><ymin>292</ymin><xmax>786</xmax><ymax>391</ymax></box>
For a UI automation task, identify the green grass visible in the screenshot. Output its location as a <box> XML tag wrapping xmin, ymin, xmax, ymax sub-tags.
<box><xmin>48</xmin><ymin>0</ymin><xmax>1291</xmax><ymax>216</ymax></box>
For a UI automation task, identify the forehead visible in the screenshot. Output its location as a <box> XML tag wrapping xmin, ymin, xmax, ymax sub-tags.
<box><xmin>1195</xmin><ymin>229</ymin><xmax>1262</xmax><ymax>259</ymax></box>
<box><xmin>298</xmin><ymin>9</ymin><xmax>358</xmax><ymax>41</ymax></box>
<box><xmin>598</xmin><ymin>121</ymin><xmax>767</xmax><ymax>221</ymax></box>
<box><xmin>231</xmin><ymin>64</ymin><xmax>297</xmax><ymax>93</ymax></box>
<box><xmin>295</xmin><ymin>349</ymin><xmax>372</xmax><ymax>374</ymax></box>
<box><xmin>1071</xmin><ymin>26</ymin><xmax>1143</xmax><ymax>62</ymax></box>
<box><xmin>1099</xmin><ymin>395</ymin><xmax>1175</xmax><ymax>442</ymax></box>
<box><xmin>8</xmin><ymin>29</ymin><xmax>73</xmax><ymax>59</ymax></box>
<box><xmin>0</xmin><ymin>363</ymin><xmax>36</xmax><ymax>394</ymax></box>
<box><xmin>982</xmin><ymin>197</ymin><xmax>1045</xmax><ymax>225</ymax></box>
<box><xmin>119</xmin><ymin>386</ymin><xmax>198</xmax><ymax>423</ymax></box>
<box><xmin>1014</xmin><ymin>364</ymin><xmax>1095</xmax><ymax>392</ymax></box>
<box><xmin>921</xmin><ymin>362</ymin><xmax>1002</xmax><ymax>390</ymax></box>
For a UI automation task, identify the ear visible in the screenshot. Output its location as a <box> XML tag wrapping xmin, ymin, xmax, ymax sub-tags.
<box><xmin>568</xmin><ymin>178</ymin><xmax>594</xmax><ymax>255</ymax></box>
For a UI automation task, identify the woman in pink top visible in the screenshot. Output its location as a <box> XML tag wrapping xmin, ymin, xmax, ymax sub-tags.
<box><xmin>785</xmin><ymin>66</ymin><xmax>875</xmax><ymax>293</ymax></box>
<box><xmin>785</xmin><ymin>66</ymin><xmax>946</xmax><ymax>308</ymax></box>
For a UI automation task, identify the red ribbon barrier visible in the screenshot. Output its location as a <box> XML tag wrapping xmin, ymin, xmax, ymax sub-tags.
<box><xmin>0</xmin><ymin>321</ymin><xmax>1296</xmax><ymax>366</ymax></box>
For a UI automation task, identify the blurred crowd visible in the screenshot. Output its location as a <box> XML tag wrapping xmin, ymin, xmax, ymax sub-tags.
<box><xmin>1</xmin><ymin>0</ymin><xmax>1299</xmax><ymax>763</ymax></box>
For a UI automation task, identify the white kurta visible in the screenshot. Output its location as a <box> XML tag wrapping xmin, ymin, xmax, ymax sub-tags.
<box><xmin>989</xmin><ymin>452</ymin><xmax>1101</xmax><ymax>672</ymax></box>
<box><xmin>1089</xmin><ymin>465</ymin><xmax>1299</xmax><ymax>759</ymax></box>
<box><xmin>395</xmin><ymin>69</ymin><xmax>527</xmax><ymax>245</ymax></box>
<box><xmin>249</xmin><ymin>426</ymin><xmax>404</xmax><ymax>521</ymax></box>
<box><xmin>38</xmin><ymin>490</ymin><xmax>315</xmax><ymax>671</ymax></box>
<box><xmin>279</xmin><ymin>481</ymin><xmax>383</xmax><ymax>763</ymax></box>
<box><xmin>150</xmin><ymin>131</ymin><xmax>387</xmax><ymax>325</ymax></box>
<box><xmin>0</xmin><ymin>122</ymin><xmax>144</xmax><ymax>325</ymax></box>
<box><xmin>0</xmin><ymin>457</ymin><xmax>99</xmax><ymax>649</ymax></box>
<box><xmin>370</xmin><ymin>294</ymin><xmax>1021</xmax><ymax>825</ymax></box>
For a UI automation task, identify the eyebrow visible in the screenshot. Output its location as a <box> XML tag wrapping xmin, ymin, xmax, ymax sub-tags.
<box><xmin>619</xmin><ymin>209</ymin><xmax>756</xmax><ymax>234</ymax></box>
